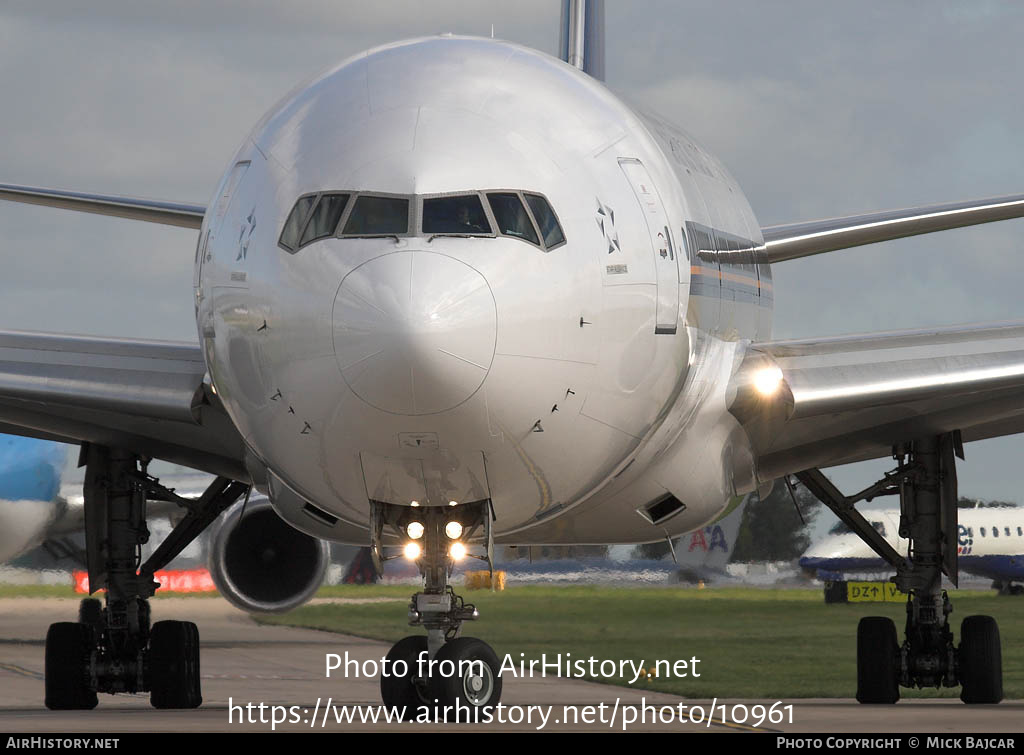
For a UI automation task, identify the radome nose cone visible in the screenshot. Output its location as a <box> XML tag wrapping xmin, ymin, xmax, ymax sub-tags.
<box><xmin>333</xmin><ymin>252</ymin><xmax>496</xmax><ymax>415</ymax></box>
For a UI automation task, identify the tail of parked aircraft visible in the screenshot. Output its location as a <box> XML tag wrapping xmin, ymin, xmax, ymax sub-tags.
<box><xmin>673</xmin><ymin>496</ymin><xmax>748</xmax><ymax>581</ymax></box>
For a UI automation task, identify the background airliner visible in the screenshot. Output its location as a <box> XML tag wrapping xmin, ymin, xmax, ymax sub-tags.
<box><xmin>0</xmin><ymin>436</ymin><xmax>74</xmax><ymax>563</ymax></box>
<box><xmin>0</xmin><ymin>434</ymin><xmax>329</xmax><ymax>613</ymax></box>
<box><xmin>801</xmin><ymin>505</ymin><xmax>1024</xmax><ymax>595</ymax></box>
<box><xmin>0</xmin><ymin>0</ymin><xmax>1022</xmax><ymax>717</ymax></box>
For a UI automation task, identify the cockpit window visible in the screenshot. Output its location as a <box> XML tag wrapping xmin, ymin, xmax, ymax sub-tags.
<box><xmin>342</xmin><ymin>195</ymin><xmax>409</xmax><ymax>236</ymax></box>
<box><xmin>299</xmin><ymin>193</ymin><xmax>349</xmax><ymax>247</ymax></box>
<box><xmin>279</xmin><ymin>194</ymin><xmax>317</xmax><ymax>251</ymax></box>
<box><xmin>281</xmin><ymin>189</ymin><xmax>565</xmax><ymax>252</ymax></box>
<box><xmin>524</xmin><ymin>193</ymin><xmax>565</xmax><ymax>248</ymax></box>
<box><xmin>487</xmin><ymin>192</ymin><xmax>540</xmax><ymax>246</ymax></box>
<box><xmin>422</xmin><ymin>194</ymin><xmax>491</xmax><ymax>235</ymax></box>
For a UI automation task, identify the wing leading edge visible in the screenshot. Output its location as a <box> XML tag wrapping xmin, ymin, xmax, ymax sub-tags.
<box><xmin>0</xmin><ymin>330</ymin><xmax>246</xmax><ymax>479</ymax></box>
<box><xmin>728</xmin><ymin>322</ymin><xmax>1024</xmax><ymax>483</ymax></box>
<box><xmin>0</xmin><ymin>183</ymin><xmax>205</xmax><ymax>229</ymax></box>
<box><xmin>762</xmin><ymin>193</ymin><xmax>1024</xmax><ymax>263</ymax></box>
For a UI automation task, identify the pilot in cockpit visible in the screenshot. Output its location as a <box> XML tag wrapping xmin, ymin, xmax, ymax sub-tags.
<box><xmin>455</xmin><ymin>203</ymin><xmax>487</xmax><ymax>234</ymax></box>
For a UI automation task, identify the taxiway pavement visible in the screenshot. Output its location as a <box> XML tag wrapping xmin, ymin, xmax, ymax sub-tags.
<box><xmin>0</xmin><ymin>597</ymin><xmax>1019</xmax><ymax>733</ymax></box>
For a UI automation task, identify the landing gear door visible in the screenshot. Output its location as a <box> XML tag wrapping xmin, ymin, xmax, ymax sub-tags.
<box><xmin>618</xmin><ymin>158</ymin><xmax>679</xmax><ymax>334</ymax></box>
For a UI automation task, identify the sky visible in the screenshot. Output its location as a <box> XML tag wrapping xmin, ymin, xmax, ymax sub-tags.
<box><xmin>0</xmin><ymin>1</ymin><xmax>1023</xmax><ymax>500</ymax></box>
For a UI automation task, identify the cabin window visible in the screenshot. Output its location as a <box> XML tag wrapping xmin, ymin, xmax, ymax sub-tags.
<box><xmin>1005</xmin><ymin>527</ymin><xmax>1011</xmax><ymax>537</ymax></box>
<box><xmin>981</xmin><ymin>527</ymin><xmax>987</xmax><ymax>537</ymax></box>
<box><xmin>993</xmin><ymin>527</ymin><xmax>999</xmax><ymax>538</ymax></box>
<box><xmin>299</xmin><ymin>193</ymin><xmax>349</xmax><ymax>247</ymax></box>
<box><xmin>487</xmin><ymin>192</ymin><xmax>540</xmax><ymax>246</ymax></box>
<box><xmin>279</xmin><ymin>194</ymin><xmax>318</xmax><ymax>251</ymax></box>
<box><xmin>342</xmin><ymin>195</ymin><xmax>410</xmax><ymax>236</ymax></box>
<box><xmin>422</xmin><ymin>194</ymin><xmax>491</xmax><ymax>235</ymax></box>
<box><xmin>524</xmin><ymin>193</ymin><xmax>565</xmax><ymax>248</ymax></box>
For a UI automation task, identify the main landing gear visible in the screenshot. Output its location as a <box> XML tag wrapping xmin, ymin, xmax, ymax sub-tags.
<box><xmin>371</xmin><ymin>500</ymin><xmax>502</xmax><ymax>721</ymax></box>
<box><xmin>44</xmin><ymin>445</ymin><xmax>248</xmax><ymax>710</ymax></box>
<box><xmin>795</xmin><ymin>432</ymin><xmax>1002</xmax><ymax>705</ymax></box>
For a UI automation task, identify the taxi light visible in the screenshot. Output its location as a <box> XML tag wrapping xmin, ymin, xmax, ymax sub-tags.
<box><xmin>445</xmin><ymin>521</ymin><xmax>463</xmax><ymax>540</ymax></box>
<box><xmin>407</xmin><ymin>521</ymin><xmax>425</xmax><ymax>540</ymax></box>
<box><xmin>450</xmin><ymin>542</ymin><xmax>467</xmax><ymax>561</ymax></box>
<box><xmin>753</xmin><ymin>366</ymin><xmax>784</xmax><ymax>397</ymax></box>
<box><xmin>403</xmin><ymin>542</ymin><xmax>421</xmax><ymax>560</ymax></box>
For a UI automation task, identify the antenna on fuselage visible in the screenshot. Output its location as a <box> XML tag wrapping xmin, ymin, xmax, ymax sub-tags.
<box><xmin>559</xmin><ymin>0</ymin><xmax>605</xmax><ymax>81</ymax></box>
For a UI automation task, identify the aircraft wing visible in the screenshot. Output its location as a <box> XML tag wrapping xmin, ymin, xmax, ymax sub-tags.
<box><xmin>0</xmin><ymin>330</ymin><xmax>247</xmax><ymax>479</ymax></box>
<box><xmin>729</xmin><ymin>321</ymin><xmax>1024</xmax><ymax>482</ymax></box>
<box><xmin>761</xmin><ymin>193</ymin><xmax>1024</xmax><ymax>263</ymax></box>
<box><xmin>0</xmin><ymin>183</ymin><xmax>204</xmax><ymax>229</ymax></box>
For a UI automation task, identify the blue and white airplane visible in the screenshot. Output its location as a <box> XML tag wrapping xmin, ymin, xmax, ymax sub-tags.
<box><xmin>0</xmin><ymin>433</ymin><xmax>329</xmax><ymax>613</ymax></box>
<box><xmin>801</xmin><ymin>506</ymin><xmax>1024</xmax><ymax>595</ymax></box>
<box><xmin>0</xmin><ymin>435</ymin><xmax>74</xmax><ymax>563</ymax></box>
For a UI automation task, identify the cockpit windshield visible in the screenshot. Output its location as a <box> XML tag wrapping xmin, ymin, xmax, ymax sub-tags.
<box><xmin>299</xmin><ymin>193</ymin><xmax>349</xmax><ymax>247</ymax></box>
<box><xmin>422</xmin><ymin>195</ymin><xmax>491</xmax><ymax>235</ymax></box>
<box><xmin>279</xmin><ymin>189</ymin><xmax>564</xmax><ymax>251</ymax></box>
<box><xmin>342</xmin><ymin>195</ymin><xmax>409</xmax><ymax>236</ymax></box>
<box><xmin>524</xmin><ymin>193</ymin><xmax>565</xmax><ymax>248</ymax></box>
<box><xmin>278</xmin><ymin>195</ymin><xmax>317</xmax><ymax>252</ymax></box>
<box><xmin>487</xmin><ymin>192</ymin><xmax>539</xmax><ymax>246</ymax></box>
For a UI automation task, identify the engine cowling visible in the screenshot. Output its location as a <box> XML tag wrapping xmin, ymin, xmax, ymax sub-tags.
<box><xmin>208</xmin><ymin>496</ymin><xmax>329</xmax><ymax>613</ymax></box>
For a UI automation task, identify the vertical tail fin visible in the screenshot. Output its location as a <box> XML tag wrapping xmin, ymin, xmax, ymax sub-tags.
<box><xmin>559</xmin><ymin>0</ymin><xmax>605</xmax><ymax>81</ymax></box>
<box><xmin>674</xmin><ymin>496</ymin><xmax>750</xmax><ymax>576</ymax></box>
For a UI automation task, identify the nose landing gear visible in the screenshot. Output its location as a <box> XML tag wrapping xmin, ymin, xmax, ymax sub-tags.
<box><xmin>797</xmin><ymin>433</ymin><xmax>1003</xmax><ymax>705</ymax></box>
<box><xmin>372</xmin><ymin>500</ymin><xmax>503</xmax><ymax>721</ymax></box>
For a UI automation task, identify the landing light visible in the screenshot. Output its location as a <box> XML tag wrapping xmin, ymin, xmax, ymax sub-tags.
<box><xmin>450</xmin><ymin>542</ymin><xmax>467</xmax><ymax>561</ymax></box>
<box><xmin>403</xmin><ymin>542</ymin><xmax>421</xmax><ymax>560</ymax></box>
<box><xmin>445</xmin><ymin>521</ymin><xmax>463</xmax><ymax>540</ymax></box>
<box><xmin>448</xmin><ymin>500</ymin><xmax>458</xmax><ymax>507</ymax></box>
<box><xmin>753</xmin><ymin>366</ymin><xmax>785</xmax><ymax>397</ymax></box>
<box><xmin>407</xmin><ymin>521</ymin><xmax>425</xmax><ymax>540</ymax></box>
<box><xmin>410</xmin><ymin>500</ymin><xmax>420</xmax><ymax>507</ymax></box>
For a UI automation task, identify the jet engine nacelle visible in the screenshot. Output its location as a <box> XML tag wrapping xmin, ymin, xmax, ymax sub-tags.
<box><xmin>207</xmin><ymin>496</ymin><xmax>329</xmax><ymax>613</ymax></box>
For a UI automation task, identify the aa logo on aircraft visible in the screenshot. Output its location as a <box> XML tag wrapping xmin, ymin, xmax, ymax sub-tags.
<box><xmin>688</xmin><ymin>525</ymin><xmax>729</xmax><ymax>553</ymax></box>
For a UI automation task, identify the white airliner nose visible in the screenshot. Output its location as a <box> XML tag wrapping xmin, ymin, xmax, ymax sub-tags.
<box><xmin>332</xmin><ymin>251</ymin><xmax>496</xmax><ymax>416</ymax></box>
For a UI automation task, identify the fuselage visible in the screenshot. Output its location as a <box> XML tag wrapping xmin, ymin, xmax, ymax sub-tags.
<box><xmin>196</xmin><ymin>36</ymin><xmax>773</xmax><ymax>545</ymax></box>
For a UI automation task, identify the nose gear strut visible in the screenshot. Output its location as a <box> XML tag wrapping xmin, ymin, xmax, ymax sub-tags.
<box><xmin>372</xmin><ymin>499</ymin><xmax>503</xmax><ymax>721</ymax></box>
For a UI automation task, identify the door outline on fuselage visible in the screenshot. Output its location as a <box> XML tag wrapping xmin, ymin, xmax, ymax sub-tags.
<box><xmin>617</xmin><ymin>157</ymin><xmax>679</xmax><ymax>335</ymax></box>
